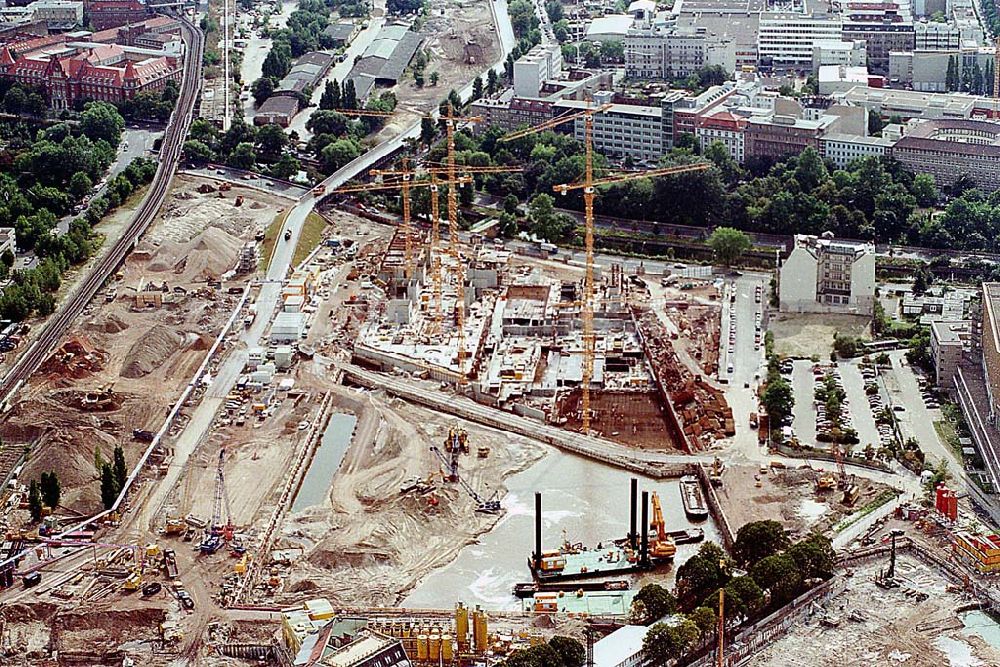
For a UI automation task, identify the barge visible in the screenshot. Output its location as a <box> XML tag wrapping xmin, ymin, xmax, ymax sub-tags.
<box><xmin>680</xmin><ymin>475</ymin><xmax>709</xmax><ymax>520</ymax></box>
<box><xmin>513</xmin><ymin>579</ymin><xmax>628</xmax><ymax>599</ymax></box>
<box><xmin>521</xmin><ymin>589</ymin><xmax>637</xmax><ymax>616</ymax></box>
<box><xmin>528</xmin><ymin>482</ymin><xmax>675</xmax><ymax>583</ymax></box>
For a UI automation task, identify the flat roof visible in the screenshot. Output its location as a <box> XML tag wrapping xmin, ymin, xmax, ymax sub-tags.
<box><xmin>594</xmin><ymin>625</ymin><xmax>648</xmax><ymax>667</ymax></box>
<box><xmin>931</xmin><ymin>320</ymin><xmax>971</xmax><ymax>344</ymax></box>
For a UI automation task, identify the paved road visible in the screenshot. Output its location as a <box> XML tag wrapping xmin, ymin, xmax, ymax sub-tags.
<box><xmin>239</xmin><ymin>0</ymin><xmax>297</xmax><ymax>122</ymax></box>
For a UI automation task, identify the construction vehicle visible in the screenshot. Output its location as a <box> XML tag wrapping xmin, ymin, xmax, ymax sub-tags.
<box><xmin>234</xmin><ymin>553</ymin><xmax>250</xmax><ymax>575</ymax></box>
<box><xmin>164</xmin><ymin>516</ymin><xmax>186</xmax><ymax>536</ymax></box>
<box><xmin>283</xmin><ymin>229</ymin><xmax>292</xmax><ymax>241</ymax></box>
<box><xmin>648</xmin><ymin>492</ymin><xmax>677</xmax><ymax>559</ymax></box>
<box><xmin>234</xmin><ymin>195</ymin><xmax>244</xmax><ymax>207</ymax></box>
<box><xmin>163</xmin><ymin>549</ymin><xmax>179</xmax><ymax>578</ymax></box>
<box><xmin>875</xmin><ymin>529</ymin><xmax>905</xmax><ymax>589</ymax></box>
<box><xmin>313</xmin><ymin>184</ymin><xmax>326</xmax><ymax>197</ymax></box>
<box><xmin>200</xmin><ymin>449</ymin><xmax>235</xmax><ymax>554</ymax></box>
<box><xmin>429</xmin><ymin>446</ymin><xmax>502</xmax><ymax>513</ymax></box>
<box><xmin>501</xmin><ymin>108</ymin><xmax>708</xmax><ymax>432</ymax></box>
<box><xmin>141</xmin><ymin>582</ymin><xmax>162</xmax><ymax>597</ymax></box>
<box><xmin>124</xmin><ymin>568</ymin><xmax>142</xmax><ymax>591</ymax></box>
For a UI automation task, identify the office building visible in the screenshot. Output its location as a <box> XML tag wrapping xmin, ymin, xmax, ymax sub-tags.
<box><xmin>779</xmin><ymin>233</ymin><xmax>876</xmax><ymax>315</ymax></box>
<box><xmin>892</xmin><ymin>118</ymin><xmax>1000</xmax><ymax>191</ymax></box>
<box><xmin>553</xmin><ymin>97</ymin><xmax>666</xmax><ymax>163</ymax></box>
<box><xmin>625</xmin><ymin>22</ymin><xmax>711</xmax><ymax>80</ymax></box>
<box><xmin>757</xmin><ymin>13</ymin><xmax>843</xmax><ymax>68</ymax></box>
<box><xmin>820</xmin><ymin>133</ymin><xmax>895</xmax><ymax>167</ymax></box>
<box><xmin>513</xmin><ymin>43</ymin><xmax>562</xmax><ymax>98</ymax></box>
<box><xmin>913</xmin><ymin>20</ymin><xmax>961</xmax><ymax>50</ymax></box>
<box><xmin>27</xmin><ymin>0</ymin><xmax>82</xmax><ymax>30</ymax></box>
<box><xmin>695</xmin><ymin>110</ymin><xmax>746</xmax><ymax>162</ymax></box>
<box><xmin>811</xmin><ymin>39</ymin><xmax>868</xmax><ymax>70</ymax></box>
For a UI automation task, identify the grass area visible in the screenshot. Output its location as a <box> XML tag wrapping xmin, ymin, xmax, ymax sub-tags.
<box><xmin>291</xmin><ymin>212</ymin><xmax>327</xmax><ymax>268</ymax></box>
<box><xmin>934</xmin><ymin>419</ymin><xmax>962</xmax><ymax>459</ymax></box>
<box><xmin>833</xmin><ymin>489</ymin><xmax>898</xmax><ymax>533</ymax></box>
<box><xmin>260</xmin><ymin>210</ymin><xmax>289</xmax><ymax>272</ymax></box>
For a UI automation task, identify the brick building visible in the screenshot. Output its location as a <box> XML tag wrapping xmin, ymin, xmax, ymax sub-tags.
<box><xmin>0</xmin><ymin>42</ymin><xmax>180</xmax><ymax>108</ymax></box>
<box><xmin>84</xmin><ymin>0</ymin><xmax>149</xmax><ymax>30</ymax></box>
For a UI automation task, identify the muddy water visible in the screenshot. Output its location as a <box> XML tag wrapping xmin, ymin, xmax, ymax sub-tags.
<box><xmin>403</xmin><ymin>449</ymin><xmax>721</xmax><ymax>610</ymax></box>
<box><xmin>292</xmin><ymin>413</ymin><xmax>357</xmax><ymax>512</ymax></box>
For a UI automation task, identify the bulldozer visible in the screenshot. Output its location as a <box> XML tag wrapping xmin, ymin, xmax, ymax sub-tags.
<box><xmin>123</xmin><ymin>568</ymin><xmax>142</xmax><ymax>592</ymax></box>
<box><xmin>164</xmin><ymin>516</ymin><xmax>186</xmax><ymax>536</ymax></box>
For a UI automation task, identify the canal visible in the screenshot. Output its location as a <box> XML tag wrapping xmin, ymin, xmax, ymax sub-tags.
<box><xmin>403</xmin><ymin>448</ymin><xmax>721</xmax><ymax>610</ymax></box>
<box><xmin>292</xmin><ymin>413</ymin><xmax>357</xmax><ymax>512</ymax></box>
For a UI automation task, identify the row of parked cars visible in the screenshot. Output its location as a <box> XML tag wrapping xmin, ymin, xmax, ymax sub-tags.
<box><xmin>812</xmin><ymin>365</ymin><xmax>854</xmax><ymax>441</ymax></box>
<box><xmin>860</xmin><ymin>364</ymin><xmax>898</xmax><ymax>449</ymax></box>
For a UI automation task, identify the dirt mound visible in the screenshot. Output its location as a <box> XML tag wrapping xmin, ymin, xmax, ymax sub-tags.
<box><xmin>0</xmin><ymin>601</ymin><xmax>58</xmax><ymax>622</ymax></box>
<box><xmin>144</xmin><ymin>227</ymin><xmax>243</xmax><ymax>280</ymax></box>
<box><xmin>39</xmin><ymin>337</ymin><xmax>105</xmax><ymax>379</ymax></box>
<box><xmin>188</xmin><ymin>333</ymin><xmax>212</xmax><ymax>351</ymax></box>
<box><xmin>84</xmin><ymin>313</ymin><xmax>128</xmax><ymax>334</ymax></box>
<box><xmin>120</xmin><ymin>326</ymin><xmax>184</xmax><ymax>378</ymax></box>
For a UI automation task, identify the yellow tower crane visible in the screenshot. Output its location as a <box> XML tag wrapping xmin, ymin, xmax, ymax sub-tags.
<box><xmin>332</xmin><ymin>172</ymin><xmax>472</xmax><ymax>308</ymax></box>
<box><xmin>441</xmin><ymin>103</ymin><xmax>482</xmax><ymax>379</ymax></box>
<box><xmin>501</xmin><ymin>104</ymin><xmax>709</xmax><ymax>433</ymax></box>
<box><xmin>371</xmin><ymin>157</ymin><xmax>417</xmax><ymax>279</ymax></box>
<box><xmin>423</xmin><ymin>163</ymin><xmax>524</xmax><ymax>336</ymax></box>
<box><xmin>995</xmin><ymin>37</ymin><xmax>999</xmax><ymax>118</ymax></box>
<box><xmin>325</xmin><ymin>108</ymin><xmax>395</xmax><ymax>117</ymax></box>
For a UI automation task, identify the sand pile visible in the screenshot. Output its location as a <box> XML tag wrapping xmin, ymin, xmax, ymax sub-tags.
<box><xmin>145</xmin><ymin>227</ymin><xmax>243</xmax><ymax>280</ymax></box>
<box><xmin>120</xmin><ymin>326</ymin><xmax>184</xmax><ymax>378</ymax></box>
<box><xmin>84</xmin><ymin>312</ymin><xmax>128</xmax><ymax>334</ymax></box>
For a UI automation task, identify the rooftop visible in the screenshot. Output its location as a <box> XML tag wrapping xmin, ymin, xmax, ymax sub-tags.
<box><xmin>594</xmin><ymin>625</ymin><xmax>649</xmax><ymax>667</ymax></box>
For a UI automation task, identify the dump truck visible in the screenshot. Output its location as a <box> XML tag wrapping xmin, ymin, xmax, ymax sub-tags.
<box><xmin>163</xmin><ymin>549</ymin><xmax>179</xmax><ymax>579</ymax></box>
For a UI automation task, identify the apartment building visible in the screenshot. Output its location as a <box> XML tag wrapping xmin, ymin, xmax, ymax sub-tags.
<box><xmin>891</xmin><ymin>118</ymin><xmax>1000</xmax><ymax>191</ymax></box>
<box><xmin>757</xmin><ymin>13</ymin><xmax>844</xmax><ymax>68</ymax></box>
<box><xmin>28</xmin><ymin>0</ymin><xmax>82</xmax><ymax>30</ymax></box>
<box><xmin>744</xmin><ymin>114</ymin><xmax>837</xmax><ymax>160</ymax></box>
<box><xmin>470</xmin><ymin>96</ymin><xmax>555</xmax><ymax>134</ymax></box>
<box><xmin>842</xmin><ymin>21</ymin><xmax>915</xmax><ymax>73</ymax></box>
<box><xmin>84</xmin><ymin>0</ymin><xmax>149</xmax><ymax>30</ymax></box>
<box><xmin>931</xmin><ymin>320</ymin><xmax>972</xmax><ymax>392</ymax></box>
<box><xmin>778</xmin><ymin>233</ymin><xmax>876</xmax><ymax>315</ymax></box>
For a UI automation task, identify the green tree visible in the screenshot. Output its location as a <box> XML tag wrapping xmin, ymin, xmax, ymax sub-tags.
<box><xmin>255</xmin><ymin>123</ymin><xmax>289</xmax><ymax>162</ymax></box>
<box><xmin>319</xmin><ymin>79</ymin><xmax>341</xmax><ymax>110</ymax></box>
<box><xmin>643</xmin><ymin>620</ymin><xmax>699</xmax><ymax>666</ymax></box>
<box><xmin>183</xmin><ymin>139</ymin><xmax>215</xmax><ymax>163</ymax></box>
<box><xmin>487</xmin><ymin>68</ymin><xmax>498</xmax><ymax>94</ymax></box>
<box><xmin>307</xmin><ymin>110</ymin><xmax>349</xmax><ymax>137</ymax></box>
<box><xmin>113</xmin><ymin>445</ymin><xmax>127</xmax><ymax>494</ymax></box>
<box><xmin>750</xmin><ymin>553</ymin><xmax>803</xmax><ymax>606</ymax></box>
<box><xmin>420</xmin><ymin>116</ymin><xmax>436</xmax><ymax>145</ymax></box>
<box><xmin>689</xmin><ymin>606</ymin><xmax>717</xmax><ymax>644</ymax></box>
<box><xmin>762</xmin><ymin>377</ymin><xmax>794</xmax><ymax>427</ymax></box>
<box><xmin>229</xmin><ymin>142</ymin><xmax>258</xmax><ymax>170</ymax></box>
<box><xmin>633</xmin><ymin>583</ymin><xmax>677</xmax><ymax>624</ymax></box>
<box><xmin>707</xmin><ymin>227</ymin><xmax>752</xmax><ymax>266</ymax></box>
<box><xmin>68</xmin><ymin>171</ymin><xmax>93</xmax><ymax>199</ymax></box>
<box><xmin>947</xmin><ymin>55</ymin><xmax>958</xmax><ymax>91</ymax></box>
<box><xmin>28</xmin><ymin>479</ymin><xmax>43</xmax><ymax>521</ymax></box>
<box><xmin>342</xmin><ymin>79</ymin><xmax>358</xmax><ymax>109</ymax></box>
<box><xmin>321</xmin><ymin>138</ymin><xmax>361</xmax><ymax>172</ymax></box>
<box><xmin>723</xmin><ymin>575</ymin><xmax>765</xmax><ymax>621</ymax></box>
<box><xmin>40</xmin><ymin>471</ymin><xmax>60</xmax><ymax>509</ymax></box>
<box><xmin>733</xmin><ymin>520</ymin><xmax>789</xmax><ymax>568</ymax></box>
<box><xmin>547</xmin><ymin>636</ymin><xmax>584</xmax><ymax>667</ymax></box>
<box><xmin>80</xmin><ymin>101</ymin><xmax>125</xmax><ymax>146</ymax></box>
<box><xmin>430</xmin><ymin>71</ymin><xmax>440</xmax><ymax>86</ymax></box>
<box><xmin>704</xmin><ymin>141</ymin><xmax>741</xmax><ymax>184</ymax></box>
<box><xmin>676</xmin><ymin>542</ymin><xmax>729</xmax><ymax>611</ymax></box>
<box><xmin>100</xmin><ymin>463</ymin><xmax>117</xmax><ymax>510</ymax></box>
<box><xmin>911</xmin><ymin>173</ymin><xmax>938</xmax><ymax>208</ymax></box>
<box><xmin>251</xmin><ymin>76</ymin><xmax>275</xmax><ymax>105</ymax></box>
<box><xmin>788</xmin><ymin>534</ymin><xmax>836</xmax><ymax>580</ymax></box>
<box><xmin>94</xmin><ymin>446</ymin><xmax>104</xmax><ymax>475</ymax></box>
<box><xmin>472</xmin><ymin>75</ymin><xmax>483</xmax><ymax>100</ymax></box>
<box><xmin>272</xmin><ymin>153</ymin><xmax>301</xmax><ymax>179</ymax></box>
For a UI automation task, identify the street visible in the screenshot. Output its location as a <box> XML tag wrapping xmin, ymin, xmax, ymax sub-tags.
<box><xmin>181</xmin><ymin>165</ymin><xmax>308</xmax><ymax>199</ymax></box>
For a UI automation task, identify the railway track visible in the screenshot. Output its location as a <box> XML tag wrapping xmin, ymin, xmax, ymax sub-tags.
<box><xmin>0</xmin><ymin>17</ymin><xmax>205</xmax><ymax>406</ymax></box>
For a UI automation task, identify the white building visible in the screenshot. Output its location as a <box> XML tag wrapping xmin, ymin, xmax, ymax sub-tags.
<box><xmin>779</xmin><ymin>233</ymin><xmax>876</xmax><ymax>315</ymax></box>
<box><xmin>0</xmin><ymin>228</ymin><xmax>16</xmax><ymax>259</ymax></box>
<box><xmin>553</xmin><ymin>98</ymin><xmax>665</xmax><ymax>164</ymax></box>
<box><xmin>270</xmin><ymin>312</ymin><xmax>306</xmax><ymax>343</ymax></box>
<box><xmin>513</xmin><ymin>43</ymin><xmax>563</xmax><ymax>98</ymax></box>
<box><xmin>817</xmin><ymin>64</ymin><xmax>875</xmax><ymax>94</ymax></box>
<box><xmin>625</xmin><ymin>22</ymin><xmax>712</xmax><ymax>80</ymax></box>
<box><xmin>811</xmin><ymin>39</ymin><xmax>868</xmax><ymax>70</ymax></box>
<box><xmin>820</xmin><ymin>133</ymin><xmax>896</xmax><ymax>167</ymax></box>
<box><xmin>594</xmin><ymin>625</ymin><xmax>649</xmax><ymax>667</ymax></box>
<box><xmin>758</xmin><ymin>13</ymin><xmax>844</xmax><ymax>68</ymax></box>
<box><xmin>914</xmin><ymin>20</ymin><xmax>961</xmax><ymax>50</ymax></box>
<box><xmin>931</xmin><ymin>320</ymin><xmax>971</xmax><ymax>392</ymax></box>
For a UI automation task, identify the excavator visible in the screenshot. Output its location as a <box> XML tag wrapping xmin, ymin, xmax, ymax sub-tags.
<box><xmin>649</xmin><ymin>492</ymin><xmax>677</xmax><ymax>560</ymax></box>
